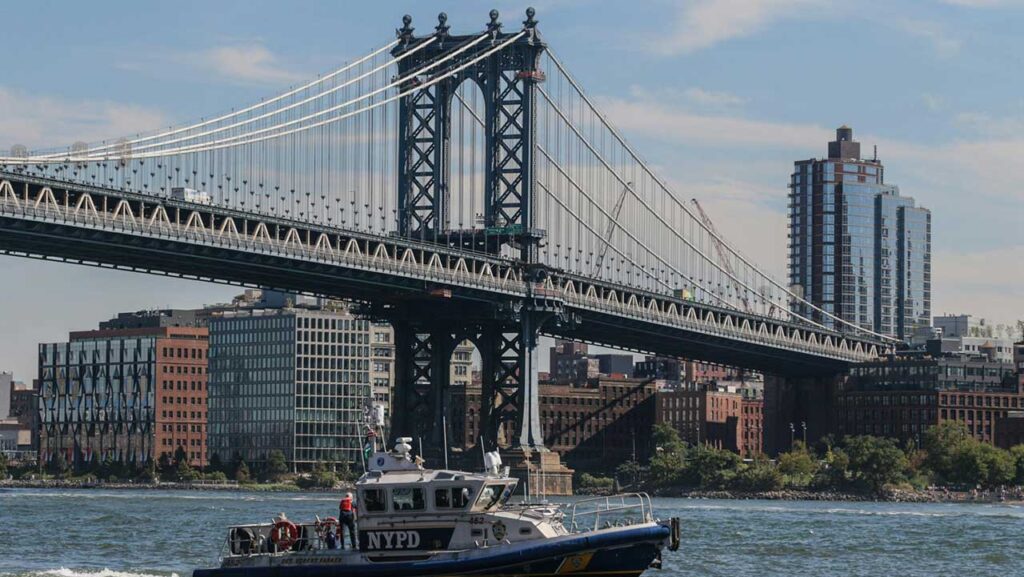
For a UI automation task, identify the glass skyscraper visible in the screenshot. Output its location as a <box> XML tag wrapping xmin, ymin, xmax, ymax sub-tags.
<box><xmin>789</xmin><ymin>126</ymin><xmax>931</xmax><ymax>340</ymax></box>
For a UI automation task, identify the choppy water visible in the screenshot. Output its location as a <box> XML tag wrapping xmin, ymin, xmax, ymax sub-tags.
<box><xmin>0</xmin><ymin>489</ymin><xmax>1021</xmax><ymax>577</ymax></box>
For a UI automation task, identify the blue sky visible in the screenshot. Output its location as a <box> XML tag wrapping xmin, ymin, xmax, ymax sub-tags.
<box><xmin>1</xmin><ymin>0</ymin><xmax>1023</xmax><ymax>380</ymax></box>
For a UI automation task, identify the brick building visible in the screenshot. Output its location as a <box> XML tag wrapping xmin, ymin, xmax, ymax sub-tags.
<box><xmin>656</xmin><ymin>383</ymin><xmax>764</xmax><ymax>457</ymax></box>
<box><xmin>448</xmin><ymin>377</ymin><xmax>657</xmax><ymax>473</ymax></box>
<box><xmin>835</xmin><ymin>353</ymin><xmax>1021</xmax><ymax>446</ymax></box>
<box><xmin>38</xmin><ymin>325</ymin><xmax>209</xmax><ymax>470</ymax></box>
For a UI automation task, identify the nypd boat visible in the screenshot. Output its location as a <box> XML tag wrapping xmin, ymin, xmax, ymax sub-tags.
<box><xmin>194</xmin><ymin>438</ymin><xmax>680</xmax><ymax>577</ymax></box>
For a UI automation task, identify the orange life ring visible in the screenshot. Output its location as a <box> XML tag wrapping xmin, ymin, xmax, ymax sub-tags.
<box><xmin>271</xmin><ymin>520</ymin><xmax>300</xmax><ymax>550</ymax></box>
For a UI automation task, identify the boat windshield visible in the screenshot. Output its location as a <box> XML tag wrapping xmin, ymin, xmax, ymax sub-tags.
<box><xmin>474</xmin><ymin>482</ymin><xmax>513</xmax><ymax>511</ymax></box>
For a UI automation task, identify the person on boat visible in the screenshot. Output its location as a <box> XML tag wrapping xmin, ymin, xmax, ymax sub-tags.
<box><xmin>323</xmin><ymin>525</ymin><xmax>338</xmax><ymax>550</ymax></box>
<box><xmin>338</xmin><ymin>492</ymin><xmax>358</xmax><ymax>550</ymax></box>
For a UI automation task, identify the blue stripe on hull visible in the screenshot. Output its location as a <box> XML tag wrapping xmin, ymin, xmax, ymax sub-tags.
<box><xmin>194</xmin><ymin>524</ymin><xmax>668</xmax><ymax>577</ymax></box>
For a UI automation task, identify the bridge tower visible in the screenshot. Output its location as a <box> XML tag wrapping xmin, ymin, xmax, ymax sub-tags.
<box><xmin>385</xmin><ymin>10</ymin><xmax>569</xmax><ymax>482</ymax></box>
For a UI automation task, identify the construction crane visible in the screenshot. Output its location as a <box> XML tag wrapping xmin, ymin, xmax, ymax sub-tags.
<box><xmin>592</xmin><ymin>182</ymin><xmax>631</xmax><ymax>277</ymax></box>
<box><xmin>690</xmin><ymin>198</ymin><xmax>751</xmax><ymax>312</ymax></box>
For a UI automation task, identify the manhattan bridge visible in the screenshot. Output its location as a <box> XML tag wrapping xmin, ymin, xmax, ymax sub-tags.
<box><xmin>0</xmin><ymin>9</ymin><xmax>895</xmax><ymax>457</ymax></box>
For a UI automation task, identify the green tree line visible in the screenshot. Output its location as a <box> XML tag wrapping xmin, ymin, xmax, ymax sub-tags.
<box><xmin>638</xmin><ymin>422</ymin><xmax>1024</xmax><ymax>494</ymax></box>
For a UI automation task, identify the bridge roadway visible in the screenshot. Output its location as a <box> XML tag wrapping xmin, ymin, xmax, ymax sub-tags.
<box><xmin>0</xmin><ymin>170</ymin><xmax>887</xmax><ymax>377</ymax></box>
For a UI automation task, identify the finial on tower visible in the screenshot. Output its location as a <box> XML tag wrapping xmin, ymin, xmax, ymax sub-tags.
<box><xmin>487</xmin><ymin>9</ymin><xmax>502</xmax><ymax>33</ymax></box>
<box><xmin>436</xmin><ymin>12</ymin><xmax>450</xmax><ymax>36</ymax></box>
<box><xmin>524</xmin><ymin>7</ymin><xmax>538</xmax><ymax>29</ymax></box>
<box><xmin>397</xmin><ymin>14</ymin><xmax>414</xmax><ymax>42</ymax></box>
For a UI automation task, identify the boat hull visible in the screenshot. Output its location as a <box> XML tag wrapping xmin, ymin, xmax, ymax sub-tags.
<box><xmin>194</xmin><ymin>522</ymin><xmax>670</xmax><ymax>577</ymax></box>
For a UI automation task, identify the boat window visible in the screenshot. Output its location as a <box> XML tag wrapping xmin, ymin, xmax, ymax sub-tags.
<box><xmin>362</xmin><ymin>489</ymin><xmax>387</xmax><ymax>512</ymax></box>
<box><xmin>392</xmin><ymin>487</ymin><xmax>425</xmax><ymax>511</ymax></box>
<box><xmin>435</xmin><ymin>487</ymin><xmax>473</xmax><ymax>509</ymax></box>
<box><xmin>452</xmin><ymin>487</ymin><xmax>472</xmax><ymax>508</ymax></box>
<box><xmin>475</xmin><ymin>483</ymin><xmax>507</xmax><ymax>511</ymax></box>
<box><xmin>435</xmin><ymin>488</ymin><xmax>450</xmax><ymax>508</ymax></box>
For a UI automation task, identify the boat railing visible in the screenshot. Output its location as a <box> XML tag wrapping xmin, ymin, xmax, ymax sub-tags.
<box><xmin>222</xmin><ymin>521</ymin><xmax>341</xmax><ymax>557</ymax></box>
<box><xmin>567</xmin><ymin>493</ymin><xmax>655</xmax><ymax>533</ymax></box>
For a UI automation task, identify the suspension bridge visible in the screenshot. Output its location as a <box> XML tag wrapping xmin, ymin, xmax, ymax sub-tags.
<box><xmin>0</xmin><ymin>9</ymin><xmax>893</xmax><ymax>455</ymax></box>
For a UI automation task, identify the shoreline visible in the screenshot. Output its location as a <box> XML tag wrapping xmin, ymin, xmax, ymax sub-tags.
<box><xmin>647</xmin><ymin>487</ymin><xmax>1024</xmax><ymax>504</ymax></box>
<box><xmin>0</xmin><ymin>479</ymin><xmax>350</xmax><ymax>492</ymax></box>
<box><xmin>5</xmin><ymin>479</ymin><xmax>1021</xmax><ymax>505</ymax></box>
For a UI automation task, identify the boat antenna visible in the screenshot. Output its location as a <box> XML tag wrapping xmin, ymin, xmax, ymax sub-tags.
<box><xmin>442</xmin><ymin>415</ymin><xmax>450</xmax><ymax>470</ymax></box>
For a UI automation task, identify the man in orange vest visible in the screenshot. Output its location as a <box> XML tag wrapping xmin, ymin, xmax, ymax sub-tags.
<box><xmin>339</xmin><ymin>492</ymin><xmax>357</xmax><ymax>550</ymax></box>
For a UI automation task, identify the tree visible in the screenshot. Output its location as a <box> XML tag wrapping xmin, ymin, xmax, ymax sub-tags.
<box><xmin>647</xmin><ymin>425</ymin><xmax>687</xmax><ymax>487</ymax></box>
<box><xmin>683</xmin><ymin>444</ymin><xmax>741</xmax><ymax>489</ymax></box>
<box><xmin>947</xmin><ymin>442</ymin><xmax>1015</xmax><ymax>488</ymax></box>
<box><xmin>615</xmin><ymin>460</ymin><xmax>644</xmax><ymax>488</ymax></box>
<box><xmin>777</xmin><ymin>441</ymin><xmax>817</xmax><ymax>488</ymax></box>
<box><xmin>0</xmin><ymin>452</ymin><xmax>8</xmax><ymax>479</ymax></box>
<box><xmin>923</xmin><ymin>422</ymin><xmax>971</xmax><ymax>482</ymax></box>
<box><xmin>1010</xmin><ymin>445</ymin><xmax>1024</xmax><ymax>485</ymax></box>
<box><xmin>266</xmin><ymin>450</ymin><xmax>289</xmax><ymax>482</ymax></box>
<box><xmin>652</xmin><ymin>424</ymin><xmax>686</xmax><ymax>455</ymax></box>
<box><xmin>235</xmin><ymin>459</ymin><xmax>251</xmax><ymax>483</ymax></box>
<box><xmin>176</xmin><ymin>457</ymin><xmax>198</xmax><ymax>482</ymax></box>
<box><xmin>208</xmin><ymin>453</ymin><xmax>224</xmax><ymax>474</ymax></box>
<box><xmin>732</xmin><ymin>460</ymin><xmax>783</xmax><ymax>492</ymax></box>
<box><xmin>50</xmin><ymin>452</ymin><xmax>72</xmax><ymax>478</ymax></box>
<box><xmin>843</xmin><ymin>436</ymin><xmax>909</xmax><ymax>492</ymax></box>
<box><xmin>157</xmin><ymin>452</ymin><xmax>174</xmax><ymax>481</ymax></box>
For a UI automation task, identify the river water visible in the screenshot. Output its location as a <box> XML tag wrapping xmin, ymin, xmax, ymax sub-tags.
<box><xmin>0</xmin><ymin>489</ymin><xmax>1020</xmax><ymax>577</ymax></box>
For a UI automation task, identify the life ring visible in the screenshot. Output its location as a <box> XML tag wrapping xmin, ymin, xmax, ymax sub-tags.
<box><xmin>270</xmin><ymin>520</ymin><xmax>300</xmax><ymax>551</ymax></box>
<box><xmin>316</xmin><ymin>516</ymin><xmax>341</xmax><ymax>539</ymax></box>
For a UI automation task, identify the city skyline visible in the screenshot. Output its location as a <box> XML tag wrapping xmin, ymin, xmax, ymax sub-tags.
<box><xmin>2</xmin><ymin>1</ymin><xmax>1023</xmax><ymax>379</ymax></box>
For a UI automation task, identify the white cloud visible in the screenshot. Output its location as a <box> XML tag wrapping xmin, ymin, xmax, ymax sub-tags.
<box><xmin>197</xmin><ymin>44</ymin><xmax>306</xmax><ymax>86</ymax></box>
<box><xmin>599</xmin><ymin>91</ymin><xmax>831</xmax><ymax>149</ymax></box>
<box><xmin>655</xmin><ymin>0</ymin><xmax>825</xmax><ymax>54</ymax></box>
<box><xmin>891</xmin><ymin>19</ymin><xmax>962</xmax><ymax>57</ymax></box>
<box><xmin>683</xmin><ymin>87</ymin><xmax>748</xmax><ymax>108</ymax></box>
<box><xmin>0</xmin><ymin>87</ymin><xmax>167</xmax><ymax>150</ymax></box>
<box><xmin>922</xmin><ymin>93</ymin><xmax>945</xmax><ymax>112</ymax></box>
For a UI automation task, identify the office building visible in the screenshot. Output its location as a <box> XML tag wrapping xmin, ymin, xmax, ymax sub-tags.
<box><xmin>927</xmin><ymin>314</ymin><xmax>1016</xmax><ymax>363</ymax></box>
<box><xmin>591</xmin><ymin>354</ymin><xmax>635</xmax><ymax>377</ymax></box>
<box><xmin>789</xmin><ymin>126</ymin><xmax>931</xmax><ymax>339</ymax></box>
<box><xmin>38</xmin><ymin>325</ymin><xmax>209</xmax><ymax>470</ymax></box>
<box><xmin>207</xmin><ymin>302</ymin><xmax>404</xmax><ymax>472</ymax></box>
<box><xmin>370</xmin><ymin>324</ymin><xmax>395</xmax><ymax>421</ymax></box>
<box><xmin>549</xmin><ymin>340</ymin><xmax>591</xmax><ymax>384</ymax></box>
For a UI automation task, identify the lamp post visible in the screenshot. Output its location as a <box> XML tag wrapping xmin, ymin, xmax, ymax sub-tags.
<box><xmin>789</xmin><ymin>422</ymin><xmax>795</xmax><ymax>448</ymax></box>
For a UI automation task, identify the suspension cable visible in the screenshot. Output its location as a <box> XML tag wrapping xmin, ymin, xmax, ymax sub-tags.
<box><xmin>34</xmin><ymin>39</ymin><xmax>402</xmax><ymax>159</ymax></box>
<box><xmin>544</xmin><ymin>50</ymin><xmax>895</xmax><ymax>342</ymax></box>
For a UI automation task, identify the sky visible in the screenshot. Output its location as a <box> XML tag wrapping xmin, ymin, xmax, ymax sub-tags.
<box><xmin>1</xmin><ymin>0</ymin><xmax>1023</xmax><ymax>380</ymax></box>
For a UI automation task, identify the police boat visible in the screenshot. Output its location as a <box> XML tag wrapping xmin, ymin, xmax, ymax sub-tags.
<box><xmin>194</xmin><ymin>438</ymin><xmax>681</xmax><ymax>577</ymax></box>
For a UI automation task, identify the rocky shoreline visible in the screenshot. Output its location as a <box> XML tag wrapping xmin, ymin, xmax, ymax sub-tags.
<box><xmin>650</xmin><ymin>487</ymin><xmax>1024</xmax><ymax>504</ymax></box>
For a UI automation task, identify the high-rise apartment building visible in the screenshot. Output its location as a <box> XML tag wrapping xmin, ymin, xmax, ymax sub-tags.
<box><xmin>38</xmin><ymin>325</ymin><xmax>209</xmax><ymax>470</ymax></box>
<box><xmin>789</xmin><ymin>126</ymin><xmax>931</xmax><ymax>339</ymax></box>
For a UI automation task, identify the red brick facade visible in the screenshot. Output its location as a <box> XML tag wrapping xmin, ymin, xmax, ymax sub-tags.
<box><xmin>153</xmin><ymin>329</ymin><xmax>209</xmax><ymax>466</ymax></box>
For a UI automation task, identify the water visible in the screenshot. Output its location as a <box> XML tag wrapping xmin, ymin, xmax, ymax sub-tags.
<box><xmin>0</xmin><ymin>489</ymin><xmax>1021</xmax><ymax>577</ymax></box>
